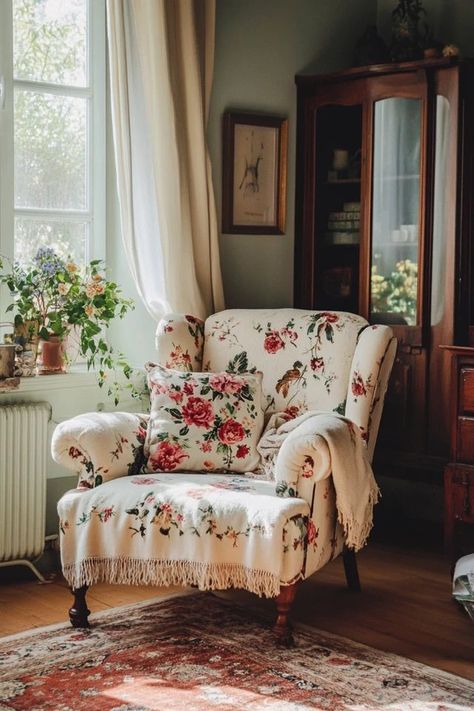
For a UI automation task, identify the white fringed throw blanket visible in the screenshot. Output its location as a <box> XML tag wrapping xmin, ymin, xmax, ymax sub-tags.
<box><xmin>57</xmin><ymin>472</ymin><xmax>309</xmax><ymax>597</ymax></box>
<box><xmin>258</xmin><ymin>411</ymin><xmax>380</xmax><ymax>551</ymax></box>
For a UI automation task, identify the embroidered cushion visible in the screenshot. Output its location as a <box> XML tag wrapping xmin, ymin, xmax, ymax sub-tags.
<box><xmin>145</xmin><ymin>364</ymin><xmax>265</xmax><ymax>473</ymax></box>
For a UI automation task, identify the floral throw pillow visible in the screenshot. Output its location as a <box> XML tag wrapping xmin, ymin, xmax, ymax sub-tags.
<box><xmin>145</xmin><ymin>364</ymin><xmax>265</xmax><ymax>473</ymax></box>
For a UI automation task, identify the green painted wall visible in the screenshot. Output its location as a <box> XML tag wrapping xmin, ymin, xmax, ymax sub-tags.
<box><xmin>208</xmin><ymin>0</ymin><xmax>378</xmax><ymax>309</ymax></box>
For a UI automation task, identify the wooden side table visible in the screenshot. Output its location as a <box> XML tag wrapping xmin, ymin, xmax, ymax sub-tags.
<box><xmin>441</xmin><ymin>346</ymin><xmax>474</xmax><ymax>562</ymax></box>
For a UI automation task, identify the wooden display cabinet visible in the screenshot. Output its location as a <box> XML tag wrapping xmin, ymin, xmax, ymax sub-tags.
<box><xmin>294</xmin><ymin>58</ymin><xmax>474</xmax><ymax>486</ymax></box>
<box><xmin>442</xmin><ymin>346</ymin><xmax>474</xmax><ymax>561</ymax></box>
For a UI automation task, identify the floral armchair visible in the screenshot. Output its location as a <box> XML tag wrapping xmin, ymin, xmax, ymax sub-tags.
<box><xmin>53</xmin><ymin>309</ymin><xmax>396</xmax><ymax>644</ymax></box>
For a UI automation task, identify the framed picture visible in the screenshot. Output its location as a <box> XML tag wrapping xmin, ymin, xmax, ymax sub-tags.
<box><xmin>222</xmin><ymin>112</ymin><xmax>288</xmax><ymax>235</ymax></box>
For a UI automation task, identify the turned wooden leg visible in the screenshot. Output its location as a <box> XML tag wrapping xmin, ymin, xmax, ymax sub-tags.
<box><xmin>274</xmin><ymin>582</ymin><xmax>298</xmax><ymax>647</ymax></box>
<box><xmin>343</xmin><ymin>546</ymin><xmax>361</xmax><ymax>591</ymax></box>
<box><xmin>69</xmin><ymin>585</ymin><xmax>90</xmax><ymax>628</ymax></box>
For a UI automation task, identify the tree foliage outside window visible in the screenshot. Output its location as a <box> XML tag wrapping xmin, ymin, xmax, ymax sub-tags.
<box><xmin>13</xmin><ymin>0</ymin><xmax>91</xmax><ymax>267</ymax></box>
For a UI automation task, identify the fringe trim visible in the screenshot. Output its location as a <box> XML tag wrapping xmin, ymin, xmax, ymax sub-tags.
<box><xmin>63</xmin><ymin>557</ymin><xmax>281</xmax><ymax>598</ymax></box>
<box><xmin>338</xmin><ymin>482</ymin><xmax>381</xmax><ymax>552</ymax></box>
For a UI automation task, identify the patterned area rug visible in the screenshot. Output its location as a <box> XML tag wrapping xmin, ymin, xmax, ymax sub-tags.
<box><xmin>0</xmin><ymin>592</ymin><xmax>472</xmax><ymax>711</ymax></box>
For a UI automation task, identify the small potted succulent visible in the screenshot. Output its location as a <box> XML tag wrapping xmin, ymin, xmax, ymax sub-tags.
<box><xmin>0</xmin><ymin>247</ymin><xmax>136</xmax><ymax>403</ymax></box>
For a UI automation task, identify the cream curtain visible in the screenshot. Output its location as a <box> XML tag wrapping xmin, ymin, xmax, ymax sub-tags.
<box><xmin>107</xmin><ymin>0</ymin><xmax>224</xmax><ymax>321</ymax></box>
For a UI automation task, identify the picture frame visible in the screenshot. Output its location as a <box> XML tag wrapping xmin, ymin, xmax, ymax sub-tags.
<box><xmin>222</xmin><ymin>111</ymin><xmax>288</xmax><ymax>235</ymax></box>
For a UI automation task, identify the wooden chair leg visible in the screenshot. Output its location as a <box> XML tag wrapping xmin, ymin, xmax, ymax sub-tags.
<box><xmin>343</xmin><ymin>546</ymin><xmax>361</xmax><ymax>591</ymax></box>
<box><xmin>69</xmin><ymin>585</ymin><xmax>90</xmax><ymax>628</ymax></box>
<box><xmin>274</xmin><ymin>582</ymin><xmax>298</xmax><ymax>647</ymax></box>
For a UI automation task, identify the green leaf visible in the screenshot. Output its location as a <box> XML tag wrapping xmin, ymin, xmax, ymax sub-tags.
<box><xmin>228</xmin><ymin>351</ymin><xmax>248</xmax><ymax>374</ymax></box>
<box><xmin>325</xmin><ymin>324</ymin><xmax>334</xmax><ymax>342</ymax></box>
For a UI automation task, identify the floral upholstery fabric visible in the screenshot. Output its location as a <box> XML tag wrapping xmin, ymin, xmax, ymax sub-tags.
<box><xmin>202</xmin><ymin>309</ymin><xmax>365</xmax><ymax>418</ymax></box>
<box><xmin>345</xmin><ymin>326</ymin><xmax>398</xmax><ymax>460</ymax></box>
<box><xmin>155</xmin><ymin>313</ymin><xmax>205</xmax><ymax>371</ymax></box>
<box><xmin>57</xmin><ymin>472</ymin><xmax>310</xmax><ymax>596</ymax></box>
<box><xmin>145</xmin><ymin>365</ymin><xmax>264</xmax><ymax>473</ymax></box>
<box><xmin>52</xmin><ymin>412</ymin><xmax>149</xmax><ymax>488</ymax></box>
<box><xmin>203</xmin><ymin>309</ymin><xmax>395</xmax><ymax>459</ymax></box>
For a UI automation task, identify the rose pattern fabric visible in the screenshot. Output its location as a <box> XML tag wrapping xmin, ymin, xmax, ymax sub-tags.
<box><xmin>156</xmin><ymin>313</ymin><xmax>205</xmax><ymax>371</ymax></box>
<box><xmin>203</xmin><ymin>309</ymin><xmax>364</xmax><ymax>419</ymax></box>
<box><xmin>344</xmin><ymin>323</ymin><xmax>397</xmax><ymax>459</ymax></box>
<box><xmin>51</xmin><ymin>412</ymin><xmax>150</xmax><ymax>488</ymax></box>
<box><xmin>145</xmin><ymin>364</ymin><xmax>264</xmax><ymax>472</ymax></box>
<box><xmin>203</xmin><ymin>309</ymin><xmax>396</xmax><ymax>457</ymax></box>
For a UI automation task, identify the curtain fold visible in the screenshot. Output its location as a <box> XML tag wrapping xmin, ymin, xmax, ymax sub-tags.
<box><xmin>107</xmin><ymin>0</ymin><xmax>224</xmax><ymax>321</ymax></box>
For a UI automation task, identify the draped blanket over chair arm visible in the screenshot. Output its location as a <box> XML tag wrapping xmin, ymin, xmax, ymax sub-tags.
<box><xmin>51</xmin><ymin>412</ymin><xmax>150</xmax><ymax>488</ymax></box>
<box><xmin>272</xmin><ymin>412</ymin><xmax>379</xmax><ymax>574</ymax></box>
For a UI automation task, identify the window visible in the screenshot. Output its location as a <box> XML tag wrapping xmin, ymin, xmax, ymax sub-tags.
<box><xmin>0</xmin><ymin>0</ymin><xmax>105</xmax><ymax>285</ymax></box>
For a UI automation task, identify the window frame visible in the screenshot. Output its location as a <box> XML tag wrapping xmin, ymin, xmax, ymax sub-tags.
<box><xmin>0</xmin><ymin>0</ymin><xmax>106</xmax><ymax>318</ymax></box>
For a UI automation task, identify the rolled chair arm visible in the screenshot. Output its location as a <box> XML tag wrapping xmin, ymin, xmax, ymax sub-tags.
<box><xmin>52</xmin><ymin>411</ymin><xmax>149</xmax><ymax>488</ymax></box>
<box><xmin>273</xmin><ymin>417</ymin><xmax>332</xmax><ymax>506</ymax></box>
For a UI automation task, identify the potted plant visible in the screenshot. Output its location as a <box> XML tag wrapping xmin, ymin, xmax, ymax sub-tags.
<box><xmin>0</xmin><ymin>247</ymin><xmax>137</xmax><ymax>403</ymax></box>
<box><xmin>371</xmin><ymin>259</ymin><xmax>418</xmax><ymax>325</ymax></box>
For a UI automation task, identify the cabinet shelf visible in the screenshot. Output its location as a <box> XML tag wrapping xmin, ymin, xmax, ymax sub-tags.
<box><xmin>324</xmin><ymin>178</ymin><xmax>361</xmax><ymax>185</ymax></box>
<box><xmin>381</xmin><ymin>174</ymin><xmax>419</xmax><ymax>181</ymax></box>
<box><xmin>321</xmin><ymin>242</ymin><xmax>360</xmax><ymax>249</ymax></box>
<box><xmin>373</xmin><ymin>241</ymin><xmax>418</xmax><ymax>248</ymax></box>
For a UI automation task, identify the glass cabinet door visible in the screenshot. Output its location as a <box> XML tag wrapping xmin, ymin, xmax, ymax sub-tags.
<box><xmin>370</xmin><ymin>98</ymin><xmax>421</xmax><ymax>326</ymax></box>
<box><xmin>313</xmin><ymin>104</ymin><xmax>363</xmax><ymax>313</ymax></box>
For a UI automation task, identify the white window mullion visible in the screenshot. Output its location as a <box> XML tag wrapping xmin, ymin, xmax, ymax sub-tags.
<box><xmin>13</xmin><ymin>78</ymin><xmax>92</xmax><ymax>99</ymax></box>
<box><xmin>14</xmin><ymin>207</ymin><xmax>92</xmax><ymax>221</ymax></box>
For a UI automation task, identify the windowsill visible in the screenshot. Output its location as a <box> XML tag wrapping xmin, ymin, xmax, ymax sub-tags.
<box><xmin>0</xmin><ymin>365</ymin><xmax>147</xmax><ymax>396</ymax></box>
<box><xmin>0</xmin><ymin>366</ymin><xmax>99</xmax><ymax>394</ymax></box>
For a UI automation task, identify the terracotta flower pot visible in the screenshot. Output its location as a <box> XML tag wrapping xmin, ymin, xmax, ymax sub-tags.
<box><xmin>36</xmin><ymin>336</ymin><xmax>66</xmax><ymax>375</ymax></box>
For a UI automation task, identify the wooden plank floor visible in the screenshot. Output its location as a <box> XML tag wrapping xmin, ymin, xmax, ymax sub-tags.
<box><xmin>0</xmin><ymin>542</ymin><xmax>473</xmax><ymax>681</ymax></box>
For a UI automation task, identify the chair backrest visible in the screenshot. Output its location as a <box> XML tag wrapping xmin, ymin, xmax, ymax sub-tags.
<box><xmin>202</xmin><ymin>309</ymin><xmax>365</xmax><ymax>417</ymax></box>
<box><xmin>156</xmin><ymin>308</ymin><xmax>396</xmax><ymax>459</ymax></box>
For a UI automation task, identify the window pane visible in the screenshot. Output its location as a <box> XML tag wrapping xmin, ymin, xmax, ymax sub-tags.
<box><xmin>13</xmin><ymin>0</ymin><xmax>87</xmax><ymax>86</ymax></box>
<box><xmin>14</xmin><ymin>218</ymin><xmax>87</xmax><ymax>267</ymax></box>
<box><xmin>14</xmin><ymin>89</ymin><xmax>87</xmax><ymax>210</ymax></box>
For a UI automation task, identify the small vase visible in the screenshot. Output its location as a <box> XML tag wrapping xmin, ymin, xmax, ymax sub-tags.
<box><xmin>36</xmin><ymin>336</ymin><xmax>66</xmax><ymax>375</ymax></box>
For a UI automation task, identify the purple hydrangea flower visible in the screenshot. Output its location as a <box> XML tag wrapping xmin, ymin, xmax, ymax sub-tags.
<box><xmin>33</xmin><ymin>247</ymin><xmax>65</xmax><ymax>277</ymax></box>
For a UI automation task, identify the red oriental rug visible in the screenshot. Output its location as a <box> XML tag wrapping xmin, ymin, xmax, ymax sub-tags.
<box><xmin>0</xmin><ymin>592</ymin><xmax>472</xmax><ymax>711</ymax></box>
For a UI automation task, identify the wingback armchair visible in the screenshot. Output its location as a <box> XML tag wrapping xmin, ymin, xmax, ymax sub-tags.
<box><xmin>53</xmin><ymin>309</ymin><xmax>396</xmax><ymax>644</ymax></box>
